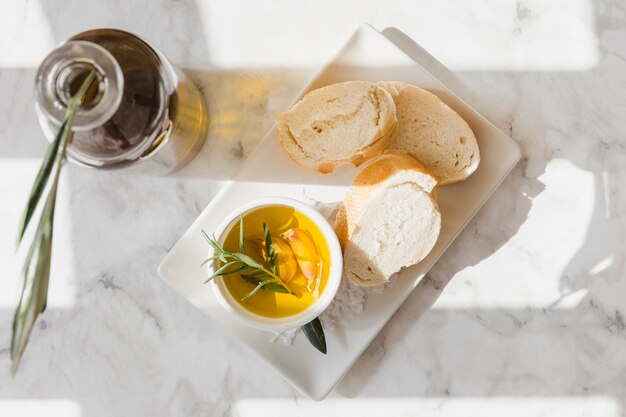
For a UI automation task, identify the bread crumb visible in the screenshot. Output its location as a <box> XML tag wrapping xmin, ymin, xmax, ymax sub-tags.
<box><xmin>320</xmin><ymin>277</ymin><xmax>366</xmax><ymax>330</ymax></box>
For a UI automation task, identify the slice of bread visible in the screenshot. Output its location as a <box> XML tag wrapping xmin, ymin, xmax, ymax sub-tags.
<box><xmin>378</xmin><ymin>81</ymin><xmax>480</xmax><ymax>185</ymax></box>
<box><xmin>335</xmin><ymin>150</ymin><xmax>441</xmax><ymax>287</ymax></box>
<box><xmin>276</xmin><ymin>81</ymin><xmax>398</xmax><ymax>173</ymax></box>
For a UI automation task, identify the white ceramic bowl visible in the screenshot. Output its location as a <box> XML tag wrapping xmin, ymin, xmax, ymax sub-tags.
<box><xmin>208</xmin><ymin>197</ymin><xmax>343</xmax><ymax>332</ymax></box>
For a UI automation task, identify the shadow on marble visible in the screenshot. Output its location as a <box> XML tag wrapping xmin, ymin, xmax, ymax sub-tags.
<box><xmin>335</xmin><ymin>161</ymin><xmax>542</xmax><ymax>396</ymax></box>
<box><xmin>174</xmin><ymin>63</ymin><xmax>511</xmax><ymax>184</ymax></box>
<box><xmin>335</xmin><ymin>69</ymin><xmax>625</xmax><ymax>407</ymax></box>
<box><xmin>171</xmin><ymin>67</ymin><xmax>310</xmax><ymax>180</ymax></box>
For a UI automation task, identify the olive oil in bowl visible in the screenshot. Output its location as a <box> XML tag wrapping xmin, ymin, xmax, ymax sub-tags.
<box><xmin>207</xmin><ymin>198</ymin><xmax>343</xmax><ymax>332</ymax></box>
<box><xmin>220</xmin><ymin>205</ymin><xmax>331</xmax><ymax>318</ymax></box>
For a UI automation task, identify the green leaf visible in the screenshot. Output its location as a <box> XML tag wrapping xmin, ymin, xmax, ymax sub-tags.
<box><xmin>241</xmin><ymin>279</ymin><xmax>273</xmax><ymax>301</ymax></box>
<box><xmin>241</xmin><ymin>271</ymin><xmax>264</xmax><ymax>278</ymax></box>
<box><xmin>223</xmin><ymin>264</ymin><xmax>253</xmax><ymax>274</ymax></box>
<box><xmin>263</xmin><ymin>283</ymin><xmax>289</xmax><ymax>293</ymax></box>
<box><xmin>202</xmin><ymin>221</ymin><xmax>295</xmax><ymax>299</ymax></box>
<box><xmin>15</xmin><ymin>119</ymin><xmax>68</xmax><ymax>246</ymax></box>
<box><xmin>201</xmin><ymin>229</ymin><xmax>212</xmax><ymax>243</ymax></box>
<box><xmin>238</xmin><ymin>215</ymin><xmax>244</xmax><ymax>254</ymax></box>
<box><xmin>215</xmin><ymin>264</ymin><xmax>253</xmax><ymax>276</ymax></box>
<box><xmin>241</xmin><ymin>273</ymin><xmax>270</xmax><ymax>284</ymax></box>
<box><xmin>205</xmin><ymin>261</ymin><xmax>239</xmax><ymax>283</ymax></box>
<box><xmin>231</xmin><ymin>253</ymin><xmax>263</xmax><ymax>269</ymax></box>
<box><xmin>11</xmin><ymin>148</ymin><xmax>61</xmax><ymax>375</ymax></box>
<box><xmin>202</xmin><ymin>232</ymin><xmax>223</xmax><ymax>255</ymax></box>
<box><xmin>263</xmin><ymin>223</ymin><xmax>277</xmax><ymax>274</ymax></box>
<box><xmin>302</xmin><ymin>317</ymin><xmax>327</xmax><ymax>354</ymax></box>
<box><xmin>11</xmin><ymin>69</ymin><xmax>96</xmax><ymax>375</ymax></box>
<box><xmin>263</xmin><ymin>223</ymin><xmax>272</xmax><ymax>258</ymax></box>
<box><xmin>199</xmin><ymin>255</ymin><xmax>220</xmax><ymax>268</ymax></box>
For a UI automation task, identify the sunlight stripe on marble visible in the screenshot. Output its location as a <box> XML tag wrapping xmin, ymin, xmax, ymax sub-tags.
<box><xmin>433</xmin><ymin>158</ymin><xmax>596</xmax><ymax>310</ymax></box>
<box><xmin>234</xmin><ymin>396</ymin><xmax>620</xmax><ymax>417</ymax></box>
<box><xmin>0</xmin><ymin>400</ymin><xmax>80</xmax><ymax>417</ymax></box>
<box><xmin>589</xmin><ymin>255</ymin><xmax>614</xmax><ymax>275</ymax></box>
<box><xmin>195</xmin><ymin>0</ymin><xmax>598</xmax><ymax>71</ymax></box>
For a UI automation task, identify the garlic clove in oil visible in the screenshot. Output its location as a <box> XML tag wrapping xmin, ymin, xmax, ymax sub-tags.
<box><xmin>281</xmin><ymin>228</ymin><xmax>320</xmax><ymax>281</ymax></box>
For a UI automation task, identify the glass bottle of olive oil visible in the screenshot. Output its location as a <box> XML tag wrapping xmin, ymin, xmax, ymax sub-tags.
<box><xmin>34</xmin><ymin>29</ymin><xmax>208</xmax><ymax>173</ymax></box>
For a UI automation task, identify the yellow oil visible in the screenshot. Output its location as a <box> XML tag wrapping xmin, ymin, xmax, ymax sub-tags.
<box><xmin>221</xmin><ymin>205</ymin><xmax>330</xmax><ymax>318</ymax></box>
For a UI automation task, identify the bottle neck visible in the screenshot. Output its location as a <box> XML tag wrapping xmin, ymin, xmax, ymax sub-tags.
<box><xmin>35</xmin><ymin>41</ymin><xmax>123</xmax><ymax>131</ymax></box>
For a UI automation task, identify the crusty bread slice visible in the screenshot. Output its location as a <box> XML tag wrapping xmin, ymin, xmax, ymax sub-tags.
<box><xmin>335</xmin><ymin>150</ymin><xmax>441</xmax><ymax>287</ymax></box>
<box><xmin>276</xmin><ymin>81</ymin><xmax>398</xmax><ymax>173</ymax></box>
<box><xmin>378</xmin><ymin>81</ymin><xmax>480</xmax><ymax>185</ymax></box>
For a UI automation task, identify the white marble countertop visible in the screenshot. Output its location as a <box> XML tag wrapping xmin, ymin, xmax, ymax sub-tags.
<box><xmin>1</xmin><ymin>0</ymin><xmax>625</xmax><ymax>416</ymax></box>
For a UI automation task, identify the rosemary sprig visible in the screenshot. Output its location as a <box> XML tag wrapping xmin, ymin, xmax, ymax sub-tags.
<box><xmin>263</xmin><ymin>223</ymin><xmax>278</xmax><ymax>276</ymax></box>
<box><xmin>10</xmin><ymin>70</ymin><xmax>97</xmax><ymax>375</ymax></box>
<box><xmin>201</xmin><ymin>217</ymin><xmax>294</xmax><ymax>298</ymax></box>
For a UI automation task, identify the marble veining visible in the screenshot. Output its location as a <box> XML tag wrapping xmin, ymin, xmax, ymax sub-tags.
<box><xmin>0</xmin><ymin>0</ymin><xmax>625</xmax><ymax>416</ymax></box>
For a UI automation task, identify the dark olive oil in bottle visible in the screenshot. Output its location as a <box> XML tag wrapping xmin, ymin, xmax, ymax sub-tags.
<box><xmin>36</xmin><ymin>29</ymin><xmax>208</xmax><ymax>173</ymax></box>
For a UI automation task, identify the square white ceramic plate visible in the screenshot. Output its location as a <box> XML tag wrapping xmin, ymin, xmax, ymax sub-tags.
<box><xmin>158</xmin><ymin>24</ymin><xmax>521</xmax><ymax>400</ymax></box>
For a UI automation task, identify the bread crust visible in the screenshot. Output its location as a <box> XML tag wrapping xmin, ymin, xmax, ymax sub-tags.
<box><xmin>335</xmin><ymin>151</ymin><xmax>440</xmax><ymax>287</ymax></box>
<box><xmin>378</xmin><ymin>81</ymin><xmax>480</xmax><ymax>185</ymax></box>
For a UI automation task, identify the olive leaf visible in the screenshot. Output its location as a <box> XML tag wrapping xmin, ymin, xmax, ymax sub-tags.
<box><xmin>15</xmin><ymin>119</ymin><xmax>68</xmax><ymax>246</ymax></box>
<box><xmin>302</xmin><ymin>317</ymin><xmax>327</xmax><ymax>354</ymax></box>
<box><xmin>11</xmin><ymin>70</ymin><xmax>97</xmax><ymax>375</ymax></box>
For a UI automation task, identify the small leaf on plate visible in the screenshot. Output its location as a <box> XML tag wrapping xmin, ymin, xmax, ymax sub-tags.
<box><xmin>302</xmin><ymin>317</ymin><xmax>327</xmax><ymax>354</ymax></box>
